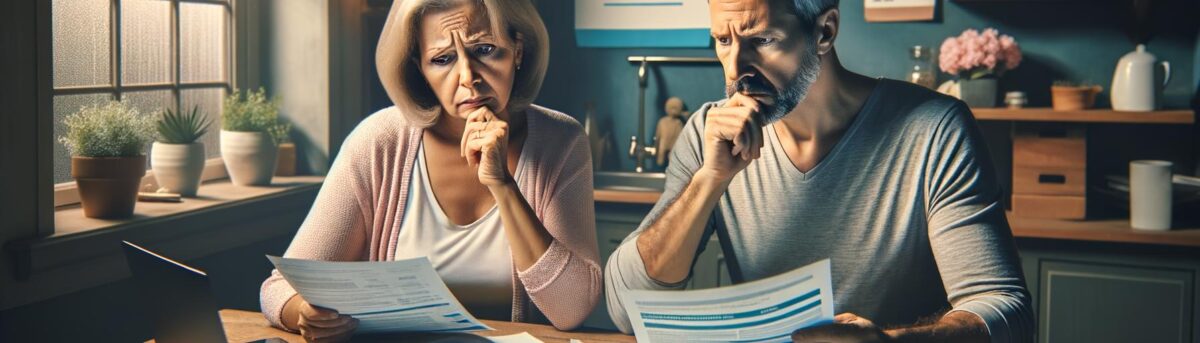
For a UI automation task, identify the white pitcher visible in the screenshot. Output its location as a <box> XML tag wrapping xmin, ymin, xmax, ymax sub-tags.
<box><xmin>1111</xmin><ymin>44</ymin><xmax>1171</xmax><ymax>112</ymax></box>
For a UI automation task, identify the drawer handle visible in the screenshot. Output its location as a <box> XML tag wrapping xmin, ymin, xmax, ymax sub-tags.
<box><xmin>1038</xmin><ymin>174</ymin><xmax>1067</xmax><ymax>184</ymax></box>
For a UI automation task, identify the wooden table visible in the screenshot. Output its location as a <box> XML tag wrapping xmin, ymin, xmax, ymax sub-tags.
<box><xmin>178</xmin><ymin>309</ymin><xmax>635</xmax><ymax>343</ymax></box>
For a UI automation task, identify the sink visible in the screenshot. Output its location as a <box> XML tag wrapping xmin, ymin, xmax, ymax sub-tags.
<box><xmin>594</xmin><ymin>171</ymin><xmax>666</xmax><ymax>192</ymax></box>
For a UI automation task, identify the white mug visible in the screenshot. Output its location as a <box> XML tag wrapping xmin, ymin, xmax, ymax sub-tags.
<box><xmin>1130</xmin><ymin>160</ymin><xmax>1172</xmax><ymax>230</ymax></box>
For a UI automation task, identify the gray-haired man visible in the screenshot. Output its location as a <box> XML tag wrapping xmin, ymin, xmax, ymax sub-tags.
<box><xmin>603</xmin><ymin>0</ymin><xmax>1034</xmax><ymax>341</ymax></box>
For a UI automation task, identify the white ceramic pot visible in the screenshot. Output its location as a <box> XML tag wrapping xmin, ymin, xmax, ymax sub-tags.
<box><xmin>1111</xmin><ymin>44</ymin><xmax>1171</xmax><ymax>112</ymax></box>
<box><xmin>151</xmin><ymin>142</ymin><xmax>206</xmax><ymax>197</ymax></box>
<box><xmin>220</xmin><ymin>130</ymin><xmax>278</xmax><ymax>186</ymax></box>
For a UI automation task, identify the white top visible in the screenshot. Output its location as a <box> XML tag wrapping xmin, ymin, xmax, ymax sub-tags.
<box><xmin>394</xmin><ymin>144</ymin><xmax>516</xmax><ymax>320</ymax></box>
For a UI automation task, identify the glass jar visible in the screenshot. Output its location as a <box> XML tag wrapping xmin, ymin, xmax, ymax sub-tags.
<box><xmin>908</xmin><ymin>45</ymin><xmax>936</xmax><ymax>89</ymax></box>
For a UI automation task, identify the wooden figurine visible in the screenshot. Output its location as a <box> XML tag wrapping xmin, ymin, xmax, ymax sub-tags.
<box><xmin>656</xmin><ymin>97</ymin><xmax>686</xmax><ymax>166</ymax></box>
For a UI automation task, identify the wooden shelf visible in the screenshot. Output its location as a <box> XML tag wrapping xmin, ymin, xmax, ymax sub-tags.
<box><xmin>972</xmin><ymin>108</ymin><xmax>1195</xmax><ymax>124</ymax></box>
<box><xmin>594</xmin><ymin>189</ymin><xmax>661</xmax><ymax>205</ymax></box>
<box><xmin>1008</xmin><ymin>213</ymin><xmax>1200</xmax><ymax>247</ymax></box>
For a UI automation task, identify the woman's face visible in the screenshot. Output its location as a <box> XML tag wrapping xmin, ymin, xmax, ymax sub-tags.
<box><xmin>416</xmin><ymin>2</ymin><xmax>522</xmax><ymax>120</ymax></box>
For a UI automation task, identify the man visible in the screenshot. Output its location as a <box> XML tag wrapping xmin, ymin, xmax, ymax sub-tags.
<box><xmin>603</xmin><ymin>0</ymin><xmax>1034</xmax><ymax>342</ymax></box>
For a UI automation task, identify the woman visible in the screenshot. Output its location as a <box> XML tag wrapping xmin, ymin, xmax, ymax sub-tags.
<box><xmin>259</xmin><ymin>0</ymin><xmax>601</xmax><ymax>341</ymax></box>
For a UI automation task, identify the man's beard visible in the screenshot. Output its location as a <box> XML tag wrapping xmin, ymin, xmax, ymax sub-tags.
<box><xmin>724</xmin><ymin>44</ymin><xmax>821</xmax><ymax>124</ymax></box>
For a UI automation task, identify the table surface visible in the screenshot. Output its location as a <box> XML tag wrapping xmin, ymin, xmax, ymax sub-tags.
<box><xmin>162</xmin><ymin>309</ymin><xmax>635</xmax><ymax>343</ymax></box>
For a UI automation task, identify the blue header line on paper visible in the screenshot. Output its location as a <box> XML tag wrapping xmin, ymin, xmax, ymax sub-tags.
<box><xmin>639</xmin><ymin>289</ymin><xmax>820</xmax><ymax>321</ymax></box>
<box><xmin>635</xmin><ymin>274</ymin><xmax>813</xmax><ymax>307</ymax></box>
<box><xmin>345</xmin><ymin>303</ymin><xmax>449</xmax><ymax>316</ymax></box>
<box><xmin>642</xmin><ymin>300</ymin><xmax>822</xmax><ymax>330</ymax></box>
<box><xmin>426</xmin><ymin>326</ymin><xmax>487</xmax><ymax>332</ymax></box>
<box><xmin>575</xmin><ymin>29</ymin><xmax>711</xmax><ymax>48</ymax></box>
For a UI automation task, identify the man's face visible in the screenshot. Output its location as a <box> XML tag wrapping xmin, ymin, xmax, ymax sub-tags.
<box><xmin>710</xmin><ymin>0</ymin><xmax>821</xmax><ymax>123</ymax></box>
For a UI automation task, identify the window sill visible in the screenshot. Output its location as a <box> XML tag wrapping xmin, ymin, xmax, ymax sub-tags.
<box><xmin>4</xmin><ymin>176</ymin><xmax>322</xmax><ymax>309</ymax></box>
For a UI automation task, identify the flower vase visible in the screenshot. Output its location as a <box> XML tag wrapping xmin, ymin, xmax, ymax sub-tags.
<box><xmin>960</xmin><ymin>77</ymin><xmax>998</xmax><ymax>108</ymax></box>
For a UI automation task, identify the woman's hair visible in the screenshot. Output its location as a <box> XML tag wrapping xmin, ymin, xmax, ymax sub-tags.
<box><xmin>376</xmin><ymin>0</ymin><xmax>549</xmax><ymax>127</ymax></box>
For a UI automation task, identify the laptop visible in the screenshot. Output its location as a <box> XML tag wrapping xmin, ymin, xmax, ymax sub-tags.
<box><xmin>121</xmin><ymin>241</ymin><xmax>227</xmax><ymax>343</ymax></box>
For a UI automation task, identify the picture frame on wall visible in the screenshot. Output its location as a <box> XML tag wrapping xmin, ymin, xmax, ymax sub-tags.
<box><xmin>575</xmin><ymin>0</ymin><xmax>712</xmax><ymax>48</ymax></box>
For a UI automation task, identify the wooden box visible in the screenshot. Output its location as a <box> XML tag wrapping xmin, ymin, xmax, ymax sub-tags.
<box><xmin>1011</xmin><ymin>123</ymin><xmax>1087</xmax><ymax>219</ymax></box>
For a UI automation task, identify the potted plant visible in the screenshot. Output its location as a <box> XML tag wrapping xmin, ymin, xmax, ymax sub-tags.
<box><xmin>1051</xmin><ymin>80</ymin><xmax>1103</xmax><ymax>111</ymax></box>
<box><xmin>151</xmin><ymin>106</ymin><xmax>211</xmax><ymax>197</ymax></box>
<box><xmin>220</xmin><ymin>88</ymin><xmax>290</xmax><ymax>186</ymax></box>
<box><xmin>59</xmin><ymin>101</ymin><xmax>156</xmax><ymax>219</ymax></box>
<box><xmin>939</xmin><ymin>28</ymin><xmax>1023</xmax><ymax>108</ymax></box>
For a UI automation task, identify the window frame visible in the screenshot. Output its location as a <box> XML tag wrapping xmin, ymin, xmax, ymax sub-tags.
<box><xmin>51</xmin><ymin>0</ymin><xmax>237</xmax><ymax>207</ymax></box>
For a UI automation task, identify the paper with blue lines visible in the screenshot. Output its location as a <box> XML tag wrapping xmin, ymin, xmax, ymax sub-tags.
<box><xmin>624</xmin><ymin>259</ymin><xmax>835</xmax><ymax>342</ymax></box>
<box><xmin>267</xmin><ymin>255</ymin><xmax>492</xmax><ymax>334</ymax></box>
<box><xmin>575</xmin><ymin>0</ymin><xmax>711</xmax><ymax>47</ymax></box>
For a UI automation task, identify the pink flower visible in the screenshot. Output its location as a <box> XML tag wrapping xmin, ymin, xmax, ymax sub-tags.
<box><xmin>938</xmin><ymin>27</ymin><xmax>1022</xmax><ymax>78</ymax></box>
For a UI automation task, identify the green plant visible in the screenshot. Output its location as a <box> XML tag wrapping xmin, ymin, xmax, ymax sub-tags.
<box><xmin>222</xmin><ymin>88</ymin><xmax>290</xmax><ymax>144</ymax></box>
<box><xmin>59</xmin><ymin>101</ymin><xmax>156</xmax><ymax>158</ymax></box>
<box><xmin>156</xmin><ymin>105</ymin><xmax>212</xmax><ymax>144</ymax></box>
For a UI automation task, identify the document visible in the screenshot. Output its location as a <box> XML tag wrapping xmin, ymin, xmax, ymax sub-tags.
<box><xmin>266</xmin><ymin>256</ymin><xmax>492</xmax><ymax>334</ymax></box>
<box><xmin>623</xmin><ymin>259</ymin><xmax>835</xmax><ymax>342</ymax></box>
<box><xmin>486</xmin><ymin>332</ymin><xmax>544</xmax><ymax>343</ymax></box>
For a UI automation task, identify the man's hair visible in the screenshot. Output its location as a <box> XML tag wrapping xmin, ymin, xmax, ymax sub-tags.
<box><xmin>789</xmin><ymin>0</ymin><xmax>839</xmax><ymax>33</ymax></box>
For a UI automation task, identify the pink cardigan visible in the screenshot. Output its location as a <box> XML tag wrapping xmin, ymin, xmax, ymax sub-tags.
<box><xmin>260</xmin><ymin>105</ymin><xmax>602</xmax><ymax>331</ymax></box>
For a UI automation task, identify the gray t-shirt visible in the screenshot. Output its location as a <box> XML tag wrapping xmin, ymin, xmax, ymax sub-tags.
<box><xmin>604</xmin><ymin>79</ymin><xmax>1033</xmax><ymax>342</ymax></box>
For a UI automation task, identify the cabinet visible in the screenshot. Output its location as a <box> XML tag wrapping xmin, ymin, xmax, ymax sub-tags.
<box><xmin>1019</xmin><ymin>240</ymin><xmax>1200</xmax><ymax>343</ymax></box>
<box><xmin>585</xmin><ymin>202</ymin><xmax>731</xmax><ymax>330</ymax></box>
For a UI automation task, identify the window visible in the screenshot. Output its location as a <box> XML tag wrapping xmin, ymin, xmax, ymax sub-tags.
<box><xmin>52</xmin><ymin>0</ymin><xmax>232</xmax><ymax>204</ymax></box>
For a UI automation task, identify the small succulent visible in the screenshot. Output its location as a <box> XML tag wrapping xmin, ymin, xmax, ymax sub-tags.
<box><xmin>59</xmin><ymin>101</ymin><xmax>156</xmax><ymax>158</ymax></box>
<box><xmin>222</xmin><ymin>87</ymin><xmax>290</xmax><ymax>145</ymax></box>
<box><xmin>156</xmin><ymin>105</ymin><xmax>212</xmax><ymax>144</ymax></box>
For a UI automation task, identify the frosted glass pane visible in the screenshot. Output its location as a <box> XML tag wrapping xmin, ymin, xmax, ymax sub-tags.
<box><xmin>53</xmin><ymin>0</ymin><xmax>111</xmax><ymax>88</ymax></box>
<box><xmin>122</xmin><ymin>90</ymin><xmax>176</xmax><ymax>116</ymax></box>
<box><xmin>54</xmin><ymin>93</ymin><xmax>115</xmax><ymax>184</ymax></box>
<box><xmin>121</xmin><ymin>0</ymin><xmax>172</xmax><ymax>85</ymax></box>
<box><xmin>182</xmin><ymin>88</ymin><xmax>225</xmax><ymax>159</ymax></box>
<box><xmin>180</xmin><ymin>3</ymin><xmax>226</xmax><ymax>83</ymax></box>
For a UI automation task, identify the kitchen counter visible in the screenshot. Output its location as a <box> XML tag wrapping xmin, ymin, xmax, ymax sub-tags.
<box><xmin>593</xmin><ymin>189</ymin><xmax>661</xmax><ymax>205</ymax></box>
<box><xmin>592</xmin><ymin>189</ymin><xmax>1200</xmax><ymax>247</ymax></box>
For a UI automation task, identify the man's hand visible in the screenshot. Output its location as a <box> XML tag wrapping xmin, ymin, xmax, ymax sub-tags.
<box><xmin>792</xmin><ymin>313</ymin><xmax>892</xmax><ymax>343</ymax></box>
<box><xmin>699</xmin><ymin>93</ymin><xmax>765</xmax><ymax>182</ymax></box>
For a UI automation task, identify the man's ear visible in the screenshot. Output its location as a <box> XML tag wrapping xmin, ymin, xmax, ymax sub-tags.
<box><xmin>814</xmin><ymin>8</ymin><xmax>839</xmax><ymax>55</ymax></box>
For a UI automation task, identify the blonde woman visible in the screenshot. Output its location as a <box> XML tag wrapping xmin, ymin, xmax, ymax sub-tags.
<box><xmin>259</xmin><ymin>0</ymin><xmax>601</xmax><ymax>341</ymax></box>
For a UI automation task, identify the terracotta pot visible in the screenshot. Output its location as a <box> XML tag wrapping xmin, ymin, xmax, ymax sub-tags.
<box><xmin>72</xmin><ymin>155</ymin><xmax>146</xmax><ymax>219</ymax></box>
<box><xmin>220</xmin><ymin>130</ymin><xmax>278</xmax><ymax>186</ymax></box>
<box><xmin>1051</xmin><ymin>86</ymin><xmax>1103</xmax><ymax>111</ymax></box>
<box><xmin>275</xmin><ymin>142</ymin><xmax>296</xmax><ymax>177</ymax></box>
<box><xmin>151</xmin><ymin>142</ymin><xmax>205</xmax><ymax>197</ymax></box>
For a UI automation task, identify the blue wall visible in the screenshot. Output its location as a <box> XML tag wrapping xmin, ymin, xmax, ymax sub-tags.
<box><xmin>534</xmin><ymin>0</ymin><xmax>1198</xmax><ymax>172</ymax></box>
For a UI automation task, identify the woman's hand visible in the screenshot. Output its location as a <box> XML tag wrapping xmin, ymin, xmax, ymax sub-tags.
<box><xmin>461</xmin><ymin>106</ymin><xmax>512</xmax><ymax>187</ymax></box>
<box><xmin>289</xmin><ymin>297</ymin><xmax>358</xmax><ymax>343</ymax></box>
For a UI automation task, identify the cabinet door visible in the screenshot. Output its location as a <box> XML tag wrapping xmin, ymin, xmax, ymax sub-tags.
<box><xmin>687</xmin><ymin>238</ymin><xmax>722</xmax><ymax>290</ymax></box>
<box><xmin>1039</xmin><ymin>261</ymin><xmax>1194</xmax><ymax>343</ymax></box>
